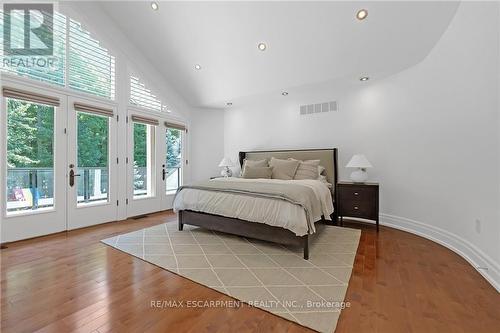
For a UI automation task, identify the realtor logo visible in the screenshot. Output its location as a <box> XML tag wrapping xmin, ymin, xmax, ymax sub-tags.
<box><xmin>3</xmin><ymin>3</ymin><xmax>54</xmax><ymax>56</ymax></box>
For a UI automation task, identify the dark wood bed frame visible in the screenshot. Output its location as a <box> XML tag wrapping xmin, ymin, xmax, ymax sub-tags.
<box><xmin>178</xmin><ymin>148</ymin><xmax>338</xmax><ymax>259</ymax></box>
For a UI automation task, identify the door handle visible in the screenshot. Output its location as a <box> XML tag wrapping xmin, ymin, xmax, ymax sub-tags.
<box><xmin>162</xmin><ymin>168</ymin><xmax>166</xmax><ymax>181</ymax></box>
<box><xmin>69</xmin><ymin>169</ymin><xmax>81</xmax><ymax>187</ymax></box>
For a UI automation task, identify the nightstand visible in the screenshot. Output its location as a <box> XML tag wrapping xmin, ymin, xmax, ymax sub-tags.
<box><xmin>337</xmin><ymin>181</ymin><xmax>379</xmax><ymax>231</ymax></box>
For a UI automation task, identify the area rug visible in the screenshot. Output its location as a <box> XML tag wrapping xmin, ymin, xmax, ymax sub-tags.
<box><xmin>102</xmin><ymin>222</ymin><xmax>361</xmax><ymax>333</ymax></box>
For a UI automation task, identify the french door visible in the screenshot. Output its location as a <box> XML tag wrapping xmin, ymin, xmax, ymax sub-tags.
<box><xmin>1</xmin><ymin>84</ymin><xmax>67</xmax><ymax>242</ymax></box>
<box><xmin>1</xmin><ymin>84</ymin><xmax>185</xmax><ymax>242</ymax></box>
<box><xmin>126</xmin><ymin>111</ymin><xmax>161</xmax><ymax>216</ymax></box>
<box><xmin>126</xmin><ymin>110</ymin><xmax>186</xmax><ymax>217</ymax></box>
<box><xmin>1</xmin><ymin>82</ymin><xmax>118</xmax><ymax>242</ymax></box>
<box><xmin>163</xmin><ymin>122</ymin><xmax>187</xmax><ymax>208</ymax></box>
<box><xmin>66</xmin><ymin>97</ymin><xmax>118</xmax><ymax>229</ymax></box>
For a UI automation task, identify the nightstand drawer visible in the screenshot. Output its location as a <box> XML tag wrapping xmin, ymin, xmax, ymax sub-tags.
<box><xmin>338</xmin><ymin>200</ymin><xmax>376</xmax><ymax>218</ymax></box>
<box><xmin>338</xmin><ymin>186</ymin><xmax>376</xmax><ymax>202</ymax></box>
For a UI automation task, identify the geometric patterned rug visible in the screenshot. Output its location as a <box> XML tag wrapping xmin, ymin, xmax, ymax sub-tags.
<box><xmin>102</xmin><ymin>222</ymin><xmax>361</xmax><ymax>333</ymax></box>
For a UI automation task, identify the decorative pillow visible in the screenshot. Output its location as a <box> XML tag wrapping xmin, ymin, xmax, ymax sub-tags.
<box><xmin>269</xmin><ymin>157</ymin><xmax>300</xmax><ymax>180</ymax></box>
<box><xmin>242</xmin><ymin>166</ymin><xmax>273</xmax><ymax>179</ymax></box>
<box><xmin>292</xmin><ymin>159</ymin><xmax>321</xmax><ymax>180</ymax></box>
<box><xmin>318</xmin><ymin>165</ymin><xmax>326</xmax><ymax>175</ymax></box>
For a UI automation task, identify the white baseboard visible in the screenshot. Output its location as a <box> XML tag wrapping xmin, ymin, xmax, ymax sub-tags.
<box><xmin>378</xmin><ymin>213</ymin><xmax>500</xmax><ymax>292</ymax></box>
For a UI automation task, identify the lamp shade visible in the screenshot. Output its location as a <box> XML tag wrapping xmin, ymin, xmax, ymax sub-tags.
<box><xmin>218</xmin><ymin>157</ymin><xmax>234</xmax><ymax>167</ymax></box>
<box><xmin>346</xmin><ymin>154</ymin><xmax>372</xmax><ymax>168</ymax></box>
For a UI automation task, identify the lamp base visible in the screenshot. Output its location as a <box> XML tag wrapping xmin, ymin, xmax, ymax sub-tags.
<box><xmin>350</xmin><ymin>168</ymin><xmax>368</xmax><ymax>183</ymax></box>
<box><xmin>221</xmin><ymin>167</ymin><xmax>232</xmax><ymax>178</ymax></box>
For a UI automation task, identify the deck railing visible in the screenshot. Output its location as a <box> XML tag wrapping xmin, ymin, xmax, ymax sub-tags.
<box><xmin>8</xmin><ymin>165</ymin><xmax>181</xmax><ymax>211</ymax></box>
<box><xmin>7</xmin><ymin>167</ymin><xmax>109</xmax><ymax>211</ymax></box>
<box><xmin>166</xmin><ymin>166</ymin><xmax>181</xmax><ymax>192</ymax></box>
<box><xmin>7</xmin><ymin>167</ymin><xmax>54</xmax><ymax>210</ymax></box>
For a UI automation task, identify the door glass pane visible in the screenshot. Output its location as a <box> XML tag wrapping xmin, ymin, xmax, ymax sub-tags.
<box><xmin>76</xmin><ymin>112</ymin><xmax>109</xmax><ymax>205</ymax></box>
<box><xmin>133</xmin><ymin>123</ymin><xmax>154</xmax><ymax>198</ymax></box>
<box><xmin>6</xmin><ymin>98</ymin><xmax>54</xmax><ymax>214</ymax></box>
<box><xmin>166</xmin><ymin>128</ymin><xmax>182</xmax><ymax>193</ymax></box>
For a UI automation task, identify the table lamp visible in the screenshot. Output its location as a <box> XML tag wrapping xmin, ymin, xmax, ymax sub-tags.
<box><xmin>219</xmin><ymin>157</ymin><xmax>234</xmax><ymax>177</ymax></box>
<box><xmin>346</xmin><ymin>154</ymin><xmax>372</xmax><ymax>182</ymax></box>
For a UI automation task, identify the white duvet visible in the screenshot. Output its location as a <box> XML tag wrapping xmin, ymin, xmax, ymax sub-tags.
<box><xmin>173</xmin><ymin>177</ymin><xmax>334</xmax><ymax>236</ymax></box>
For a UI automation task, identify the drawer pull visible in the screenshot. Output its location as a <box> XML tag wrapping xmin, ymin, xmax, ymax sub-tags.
<box><xmin>354</xmin><ymin>192</ymin><xmax>359</xmax><ymax>196</ymax></box>
<box><xmin>354</xmin><ymin>206</ymin><xmax>359</xmax><ymax>210</ymax></box>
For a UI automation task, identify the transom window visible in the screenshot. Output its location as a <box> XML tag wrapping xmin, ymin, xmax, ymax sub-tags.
<box><xmin>1</xmin><ymin>11</ymin><xmax>116</xmax><ymax>100</ymax></box>
<box><xmin>0</xmin><ymin>11</ymin><xmax>66</xmax><ymax>87</ymax></box>
<box><xmin>68</xmin><ymin>19</ymin><xmax>116</xmax><ymax>99</ymax></box>
<box><xmin>130</xmin><ymin>76</ymin><xmax>167</xmax><ymax>112</ymax></box>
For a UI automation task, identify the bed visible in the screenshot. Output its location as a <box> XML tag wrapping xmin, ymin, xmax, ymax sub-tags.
<box><xmin>173</xmin><ymin>148</ymin><xmax>338</xmax><ymax>259</ymax></box>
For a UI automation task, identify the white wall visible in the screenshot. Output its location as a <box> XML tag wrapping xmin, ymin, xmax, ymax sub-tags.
<box><xmin>224</xmin><ymin>2</ymin><xmax>500</xmax><ymax>290</ymax></box>
<box><xmin>190</xmin><ymin>108</ymin><xmax>225</xmax><ymax>182</ymax></box>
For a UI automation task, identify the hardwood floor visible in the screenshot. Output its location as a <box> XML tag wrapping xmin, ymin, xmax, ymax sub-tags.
<box><xmin>1</xmin><ymin>211</ymin><xmax>499</xmax><ymax>333</ymax></box>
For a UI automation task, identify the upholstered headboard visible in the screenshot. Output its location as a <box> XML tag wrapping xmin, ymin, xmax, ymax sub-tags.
<box><xmin>239</xmin><ymin>148</ymin><xmax>338</xmax><ymax>188</ymax></box>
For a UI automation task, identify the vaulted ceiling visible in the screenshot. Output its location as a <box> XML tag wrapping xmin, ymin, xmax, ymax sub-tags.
<box><xmin>99</xmin><ymin>1</ymin><xmax>459</xmax><ymax>108</ymax></box>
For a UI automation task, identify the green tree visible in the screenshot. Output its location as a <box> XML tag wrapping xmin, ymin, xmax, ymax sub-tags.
<box><xmin>77</xmin><ymin>113</ymin><xmax>108</xmax><ymax>167</ymax></box>
<box><xmin>166</xmin><ymin>128</ymin><xmax>181</xmax><ymax>168</ymax></box>
<box><xmin>134</xmin><ymin>123</ymin><xmax>147</xmax><ymax>167</ymax></box>
<box><xmin>7</xmin><ymin>99</ymin><xmax>54</xmax><ymax>168</ymax></box>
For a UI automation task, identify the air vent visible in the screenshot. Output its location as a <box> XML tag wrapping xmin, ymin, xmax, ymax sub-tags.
<box><xmin>300</xmin><ymin>101</ymin><xmax>338</xmax><ymax>115</ymax></box>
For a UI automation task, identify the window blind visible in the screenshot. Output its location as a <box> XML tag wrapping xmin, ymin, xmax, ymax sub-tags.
<box><xmin>164</xmin><ymin>121</ymin><xmax>187</xmax><ymax>131</ymax></box>
<box><xmin>74</xmin><ymin>102</ymin><xmax>114</xmax><ymax>117</ymax></box>
<box><xmin>130</xmin><ymin>76</ymin><xmax>164</xmax><ymax>112</ymax></box>
<box><xmin>69</xmin><ymin>19</ymin><xmax>115</xmax><ymax>100</ymax></box>
<box><xmin>0</xmin><ymin>11</ymin><xmax>66</xmax><ymax>87</ymax></box>
<box><xmin>2</xmin><ymin>86</ymin><xmax>60</xmax><ymax>106</ymax></box>
<box><xmin>131</xmin><ymin>115</ymin><xmax>159</xmax><ymax>126</ymax></box>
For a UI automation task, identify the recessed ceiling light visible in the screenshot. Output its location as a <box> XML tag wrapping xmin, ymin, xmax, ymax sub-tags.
<box><xmin>194</xmin><ymin>64</ymin><xmax>201</xmax><ymax>70</ymax></box>
<box><xmin>151</xmin><ymin>2</ymin><xmax>159</xmax><ymax>11</ymax></box>
<box><xmin>356</xmin><ymin>9</ymin><xmax>368</xmax><ymax>20</ymax></box>
<box><xmin>226</xmin><ymin>102</ymin><xmax>233</xmax><ymax>106</ymax></box>
<box><xmin>258</xmin><ymin>43</ymin><xmax>267</xmax><ymax>51</ymax></box>
<box><xmin>282</xmin><ymin>91</ymin><xmax>288</xmax><ymax>96</ymax></box>
<box><xmin>359</xmin><ymin>76</ymin><xmax>369</xmax><ymax>81</ymax></box>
